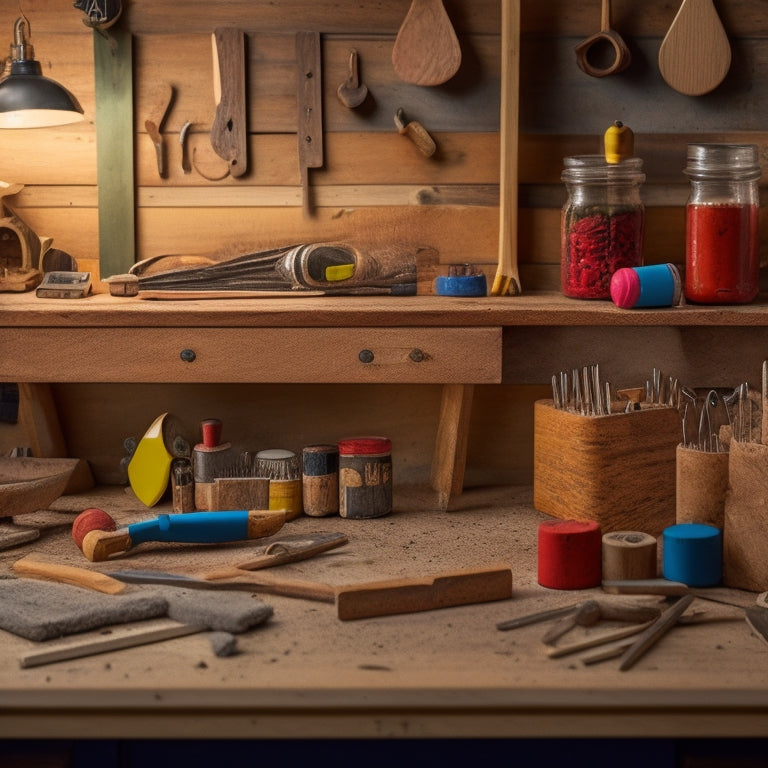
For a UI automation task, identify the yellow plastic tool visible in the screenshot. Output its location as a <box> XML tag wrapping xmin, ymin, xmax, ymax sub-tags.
<box><xmin>127</xmin><ymin>413</ymin><xmax>174</xmax><ymax>507</ymax></box>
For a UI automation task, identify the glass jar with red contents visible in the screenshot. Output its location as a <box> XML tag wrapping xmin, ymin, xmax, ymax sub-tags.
<box><xmin>561</xmin><ymin>156</ymin><xmax>645</xmax><ymax>299</ymax></box>
<box><xmin>684</xmin><ymin>143</ymin><xmax>761</xmax><ymax>305</ymax></box>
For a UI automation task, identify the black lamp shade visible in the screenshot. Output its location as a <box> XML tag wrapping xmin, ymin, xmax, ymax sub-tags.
<box><xmin>0</xmin><ymin>45</ymin><xmax>84</xmax><ymax>128</ymax></box>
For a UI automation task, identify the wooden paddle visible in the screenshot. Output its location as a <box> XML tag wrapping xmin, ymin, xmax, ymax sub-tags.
<box><xmin>392</xmin><ymin>0</ymin><xmax>461</xmax><ymax>86</ymax></box>
<box><xmin>658</xmin><ymin>0</ymin><xmax>731</xmax><ymax>96</ymax></box>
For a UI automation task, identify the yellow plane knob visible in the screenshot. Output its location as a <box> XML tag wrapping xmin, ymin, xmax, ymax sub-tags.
<box><xmin>604</xmin><ymin>120</ymin><xmax>634</xmax><ymax>164</ymax></box>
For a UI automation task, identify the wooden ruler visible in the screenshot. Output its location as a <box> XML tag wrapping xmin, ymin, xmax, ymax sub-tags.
<box><xmin>296</xmin><ymin>31</ymin><xmax>324</xmax><ymax>217</ymax></box>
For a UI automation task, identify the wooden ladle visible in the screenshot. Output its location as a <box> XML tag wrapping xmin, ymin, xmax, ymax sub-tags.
<box><xmin>575</xmin><ymin>0</ymin><xmax>631</xmax><ymax>77</ymax></box>
<box><xmin>658</xmin><ymin>0</ymin><xmax>731</xmax><ymax>96</ymax></box>
<box><xmin>392</xmin><ymin>0</ymin><xmax>461</xmax><ymax>86</ymax></box>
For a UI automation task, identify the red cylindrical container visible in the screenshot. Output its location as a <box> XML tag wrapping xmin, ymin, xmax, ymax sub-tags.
<box><xmin>537</xmin><ymin>519</ymin><xmax>602</xmax><ymax>590</ymax></box>
<box><xmin>338</xmin><ymin>437</ymin><xmax>392</xmax><ymax>519</ymax></box>
<box><xmin>684</xmin><ymin>143</ymin><xmax>761</xmax><ymax>305</ymax></box>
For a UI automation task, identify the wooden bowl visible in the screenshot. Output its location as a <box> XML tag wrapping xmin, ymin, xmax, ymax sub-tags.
<box><xmin>0</xmin><ymin>457</ymin><xmax>79</xmax><ymax>518</ymax></box>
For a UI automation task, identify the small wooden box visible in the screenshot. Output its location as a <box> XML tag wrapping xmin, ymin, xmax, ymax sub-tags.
<box><xmin>533</xmin><ymin>400</ymin><xmax>680</xmax><ymax>536</ymax></box>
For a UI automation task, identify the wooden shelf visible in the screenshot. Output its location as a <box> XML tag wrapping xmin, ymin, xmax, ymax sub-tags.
<box><xmin>3</xmin><ymin>291</ymin><xmax>768</xmax><ymax>329</ymax></box>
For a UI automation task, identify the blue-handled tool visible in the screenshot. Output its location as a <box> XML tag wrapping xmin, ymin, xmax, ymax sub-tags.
<box><xmin>81</xmin><ymin>509</ymin><xmax>286</xmax><ymax>562</ymax></box>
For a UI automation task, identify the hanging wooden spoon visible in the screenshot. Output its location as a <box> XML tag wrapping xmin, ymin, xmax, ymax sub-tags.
<box><xmin>574</xmin><ymin>0</ymin><xmax>631</xmax><ymax>77</ymax></box>
<box><xmin>392</xmin><ymin>0</ymin><xmax>461</xmax><ymax>86</ymax></box>
<box><xmin>658</xmin><ymin>0</ymin><xmax>731</xmax><ymax>96</ymax></box>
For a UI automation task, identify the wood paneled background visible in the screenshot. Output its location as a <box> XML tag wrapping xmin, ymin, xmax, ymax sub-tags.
<box><xmin>0</xmin><ymin>0</ymin><xmax>765</xmax><ymax>488</ymax></box>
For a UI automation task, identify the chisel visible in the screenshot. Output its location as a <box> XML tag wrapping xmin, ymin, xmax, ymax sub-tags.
<box><xmin>110</xmin><ymin>563</ymin><xmax>514</xmax><ymax>621</ymax></box>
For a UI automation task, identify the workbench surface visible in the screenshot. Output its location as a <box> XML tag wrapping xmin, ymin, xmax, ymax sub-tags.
<box><xmin>0</xmin><ymin>484</ymin><xmax>766</xmax><ymax>740</ymax></box>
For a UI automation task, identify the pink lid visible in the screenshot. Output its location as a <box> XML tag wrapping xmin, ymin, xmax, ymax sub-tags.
<box><xmin>609</xmin><ymin>267</ymin><xmax>641</xmax><ymax>309</ymax></box>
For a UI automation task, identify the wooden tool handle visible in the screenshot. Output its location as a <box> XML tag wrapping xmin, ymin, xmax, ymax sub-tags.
<box><xmin>490</xmin><ymin>0</ymin><xmax>521</xmax><ymax>296</ymax></box>
<box><xmin>12</xmin><ymin>557</ymin><xmax>127</xmax><ymax>594</ymax></box>
<box><xmin>205</xmin><ymin>572</ymin><xmax>338</xmax><ymax>603</ymax></box>
<box><xmin>335</xmin><ymin>564</ymin><xmax>513</xmax><ymax>621</ymax></box>
<box><xmin>81</xmin><ymin>529</ymin><xmax>134</xmax><ymax>562</ymax></box>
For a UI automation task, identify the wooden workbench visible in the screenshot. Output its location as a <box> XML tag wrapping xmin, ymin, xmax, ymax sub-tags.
<box><xmin>2</xmin><ymin>294</ymin><xmax>768</xmax><ymax>739</ymax></box>
<box><xmin>0</xmin><ymin>483</ymin><xmax>765</xmax><ymax>740</ymax></box>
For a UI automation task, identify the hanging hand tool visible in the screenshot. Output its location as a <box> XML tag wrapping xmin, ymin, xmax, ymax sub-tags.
<box><xmin>336</xmin><ymin>48</ymin><xmax>368</xmax><ymax>108</ymax></box>
<box><xmin>179</xmin><ymin>120</ymin><xmax>193</xmax><ymax>174</ymax></box>
<box><xmin>210</xmin><ymin>27</ymin><xmax>248</xmax><ymax>177</ymax></box>
<box><xmin>144</xmin><ymin>84</ymin><xmax>174</xmax><ymax>179</ymax></box>
<box><xmin>296</xmin><ymin>31</ymin><xmax>324</xmax><ymax>216</ymax></box>
<box><xmin>574</xmin><ymin>0</ymin><xmax>631</xmax><ymax>77</ymax></box>
<box><xmin>394</xmin><ymin>108</ymin><xmax>436</xmax><ymax>157</ymax></box>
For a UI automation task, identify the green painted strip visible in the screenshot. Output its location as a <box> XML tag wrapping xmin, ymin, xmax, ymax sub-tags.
<box><xmin>94</xmin><ymin>29</ymin><xmax>134</xmax><ymax>278</ymax></box>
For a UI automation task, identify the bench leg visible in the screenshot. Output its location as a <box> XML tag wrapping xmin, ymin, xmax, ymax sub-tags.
<box><xmin>430</xmin><ymin>383</ymin><xmax>474</xmax><ymax>512</ymax></box>
<box><xmin>18</xmin><ymin>383</ymin><xmax>67</xmax><ymax>458</ymax></box>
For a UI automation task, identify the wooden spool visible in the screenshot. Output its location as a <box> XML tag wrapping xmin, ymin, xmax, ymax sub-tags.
<box><xmin>601</xmin><ymin>531</ymin><xmax>657</xmax><ymax>582</ymax></box>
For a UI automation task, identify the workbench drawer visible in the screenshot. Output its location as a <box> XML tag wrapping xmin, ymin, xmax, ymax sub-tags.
<box><xmin>0</xmin><ymin>327</ymin><xmax>502</xmax><ymax>384</ymax></box>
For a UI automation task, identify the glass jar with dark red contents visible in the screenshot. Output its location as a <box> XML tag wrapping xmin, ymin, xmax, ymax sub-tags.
<box><xmin>684</xmin><ymin>143</ymin><xmax>761</xmax><ymax>305</ymax></box>
<box><xmin>561</xmin><ymin>155</ymin><xmax>645</xmax><ymax>299</ymax></box>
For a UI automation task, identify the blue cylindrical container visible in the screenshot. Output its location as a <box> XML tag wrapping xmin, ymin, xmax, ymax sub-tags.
<box><xmin>662</xmin><ymin>523</ymin><xmax>722</xmax><ymax>587</ymax></box>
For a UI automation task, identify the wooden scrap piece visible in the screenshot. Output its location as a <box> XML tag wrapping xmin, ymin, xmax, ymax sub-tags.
<box><xmin>211</xmin><ymin>27</ymin><xmax>248</xmax><ymax>177</ymax></box>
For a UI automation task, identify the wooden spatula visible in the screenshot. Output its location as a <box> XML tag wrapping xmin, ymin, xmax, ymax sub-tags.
<box><xmin>392</xmin><ymin>0</ymin><xmax>461</xmax><ymax>86</ymax></box>
<box><xmin>658</xmin><ymin>0</ymin><xmax>731</xmax><ymax>95</ymax></box>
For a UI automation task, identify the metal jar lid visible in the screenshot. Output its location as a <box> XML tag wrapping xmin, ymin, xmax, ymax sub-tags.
<box><xmin>561</xmin><ymin>155</ymin><xmax>645</xmax><ymax>185</ymax></box>
<box><xmin>685</xmin><ymin>143</ymin><xmax>761</xmax><ymax>180</ymax></box>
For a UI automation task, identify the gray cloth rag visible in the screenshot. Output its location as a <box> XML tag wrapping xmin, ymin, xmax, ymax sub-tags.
<box><xmin>0</xmin><ymin>579</ymin><xmax>168</xmax><ymax>641</ymax></box>
<box><xmin>0</xmin><ymin>579</ymin><xmax>274</xmax><ymax>642</ymax></box>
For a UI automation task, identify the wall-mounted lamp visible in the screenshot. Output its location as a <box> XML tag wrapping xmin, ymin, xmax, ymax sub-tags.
<box><xmin>0</xmin><ymin>16</ymin><xmax>84</xmax><ymax>129</ymax></box>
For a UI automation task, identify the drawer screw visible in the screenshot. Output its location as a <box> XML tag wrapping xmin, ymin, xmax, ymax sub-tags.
<box><xmin>180</xmin><ymin>348</ymin><xmax>196</xmax><ymax>363</ymax></box>
<box><xmin>409</xmin><ymin>348</ymin><xmax>425</xmax><ymax>363</ymax></box>
<box><xmin>358</xmin><ymin>349</ymin><xmax>374</xmax><ymax>363</ymax></box>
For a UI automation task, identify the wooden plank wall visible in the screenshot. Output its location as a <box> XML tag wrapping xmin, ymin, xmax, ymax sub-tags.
<box><xmin>2</xmin><ymin>1</ymin><xmax>767</xmax><ymax>289</ymax></box>
<box><xmin>1</xmin><ymin>0</ymin><xmax>502</xmax><ymax>288</ymax></box>
<box><xmin>1</xmin><ymin>0</ymin><xmax>767</xmax><ymax>488</ymax></box>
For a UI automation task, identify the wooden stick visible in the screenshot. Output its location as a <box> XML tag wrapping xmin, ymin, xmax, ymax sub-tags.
<box><xmin>12</xmin><ymin>558</ymin><xmax>128</xmax><ymax>595</ymax></box>
<box><xmin>19</xmin><ymin>619</ymin><xmax>202</xmax><ymax>669</ymax></box>
<box><xmin>490</xmin><ymin>0</ymin><xmax>521</xmax><ymax>296</ymax></box>
<box><xmin>618</xmin><ymin>594</ymin><xmax>694</xmax><ymax>671</ymax></box>
<box><xmin>761</xmin><ymin>360</ymin><xmax>768</xmax><ymax>445</ymax></box>
<box><xmin>546</xmin><ymin>620</ymin><xmax>654</xmax><ymax>659</ymax></box>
